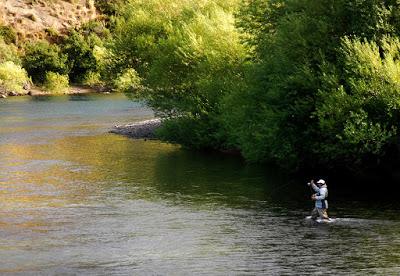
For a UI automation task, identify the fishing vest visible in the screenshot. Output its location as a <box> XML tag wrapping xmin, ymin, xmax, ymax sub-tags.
<box><xmin>316</xmin><ymin>186</ymin><xmax>328</xmax><ymax>209</ymax></box>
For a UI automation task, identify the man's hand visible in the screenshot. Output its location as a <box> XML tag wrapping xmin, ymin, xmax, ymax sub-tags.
<box><xmin>311</xmin><ymin>194</ymin><xmax>316</xmax><ymax>200</ymax></box>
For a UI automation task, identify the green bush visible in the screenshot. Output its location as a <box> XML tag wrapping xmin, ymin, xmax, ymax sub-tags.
<box><xmin>315</xmin><ymin>37</ymin><xmax>400</xmax><ymax>166</ymax></box>
<box><xmin>0</xmin><ymin>61</ymin><xmax>30</xmax><ymax>92</ymax></box>
<box><xmin>61</xmin><ymin>30</ymin><xmax>101</xmax><ymax>83</ymax></box>
<box><xmin>82</xmin><ymin>71</ymin><xmax>104</xmax><ymax>87</ymax></box>
<box><xmin>0</xmin><ymin>25</ymin><xmax>17</xmax><ymax>44</ymax></box>
<box><xmin>105</xmin><ymin>0</ymin><xmax>400</xmax><ymax>172</ymax></box>
<box><xmin>156</xmin><ymin>116</ymin><xmax>224</xmax><ymax>150</ymax></box>
<box><xmin>45</xmin><ymin>27</ymin><xmax>60</xmax><ymax>38</ymax></box>
<box><xmin>94</xmin><ymin>0</ymin><xmax>125</xmax><ymax>16</ymax></box>
<box><xmin>22</xmin><ymin>41</ymin><xmax>68</xmax><ymax>84</ymax></box>
<box><xmin>43</xmin><ymin>72</ymin><xmax>69</xmax><ymax>94</ymax></box>
<box><xmin>109</xmin><ymin>0</ymin><xmax>245</xmax><ymax>149</ymax></box>
<box><xmin>113</xmin><ymin>68</ymin><xmax>141</xmax><ymax>93</ymax></box>
<box><xmin>81</xmin><ymin>20</ymin><xmax>111</xmax><ymax>39</ymax></box>
<box><xmin>0</xmin><ymin>37</ymin><xmax>20</xmax><ymax>64</ymax></box>
<box><xmin>217</xmin><ymin>0</ymin><xmax>400</xmax><ymax>170</ymax></box>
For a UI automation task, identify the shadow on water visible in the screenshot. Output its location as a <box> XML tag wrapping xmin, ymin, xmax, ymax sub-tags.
<box><xmin>50</xmin><ymin>133</ymin><xmax>303</xmax><ymax>215</ymax></box>
<box><xmin>69</xmin><ymin>134</ymin><xmax>400</xmax><ymax>220</ymax></box>
<box><xmin>122</xmin><ymin>145</ymin><xmax>310</xmax><ymax>213</ymax></box>
<box><xmin>31</xmin><ymin>95</ymin><xmax>55</xmax><ymax>102</ymax></box>
<box><xmin>151</xmin><ymin>149</ymin><xmax>287</xmax><ymax>206</ymax></box>
<box><xmin>30</xmin><ymin>94</ymin><xmax>104</xmax><ymax>102</ymax></box>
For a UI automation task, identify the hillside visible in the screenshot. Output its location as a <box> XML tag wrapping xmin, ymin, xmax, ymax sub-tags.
<box><xmin>0</xmin><ymin>0</ymin><xmax>97</xmax><ymax>41</ymax></box>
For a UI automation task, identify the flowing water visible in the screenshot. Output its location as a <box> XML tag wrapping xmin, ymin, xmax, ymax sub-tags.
<box><xmin>0</xmin><ymin>94</ymin><xmax>400</xmax><ymax>275</ymax></box>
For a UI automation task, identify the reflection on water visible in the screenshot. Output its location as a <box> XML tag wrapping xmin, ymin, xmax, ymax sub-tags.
<box><xmin>0</xmin><ymin>94</ymin><xmax>400</xmax><ymax>274</ymax></box>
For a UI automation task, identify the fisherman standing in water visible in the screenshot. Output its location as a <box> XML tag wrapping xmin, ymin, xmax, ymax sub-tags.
<box><xmin>307</xmin><ymin>179</ymin><xmax>329</xmax><ymax>220</ymax></box>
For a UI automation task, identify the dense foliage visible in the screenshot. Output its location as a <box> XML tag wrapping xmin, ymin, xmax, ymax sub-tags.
<box><xmin>43</xmin><ymin>71</ymin><xmax>69</xmax><ymax>94</ymax></box>
<box><xmin>0</xmin><ymin>37</ymin><xmax>20</xmax><ymax>64</ymax></box>
<box><xmin>94</xmin><ymin>0</ymin><xmax>126</xmax><ymax>16</ymax></box>
<box><xmin>0</xmin><ymin>61</ymin><xmax>29</xmax><ymax>93</ymax></box>
<box><xmin>0</xmin><ymin>30</ymin><xmax>28</xmax><ymax>94</ymax></box>
<box><xmin>18</xmin><ymin>20</ymin><xmax>109</xmax><ymax>90</ymax></box>
<box><xmin>0</xmin><ymin>25</ymin><xmax>17</xmax><ymax>44</ymax></box>
<box><xmin>61</xmin><ymin>30</ymin><xmax>99</xmax><ymax>83</ymax></box>
<box><xmin>107</xmin><ymin>0</ymin><xmax>246</xmax><ymax>148</ymax></box>
<box><xmin>60</xmin><ymin>21</ymin><xmax>110</xmax><ymax>83</ymax></box>
<box><xmin>22</xmin><ymin>41</ymin><xmax>68</xmax><ymax>84</ymax></box>
<box><xmin>3</xmin><ymin>0</ymin><xmax>400</xmax><ymax>172</ymax></box>
<box><xmin>106</xmin><ymin>0</ymin><xmax>400</xmax><ymax>172</ymax></box>
<box><xmin>223</xmin><ymin>0</ymin><xmax>400</xmax><ymax>170</ymax></box>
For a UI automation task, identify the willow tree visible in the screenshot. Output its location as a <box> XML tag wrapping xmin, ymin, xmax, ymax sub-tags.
<box><xmin>222</xmin><ymin>0</ymin><xmax>400</xmax><ymax>170</ymax></box>
<box><xmin>108</xmin><ymin>0</ymin><xmax>247</xmax><ymax>148</ymax></box>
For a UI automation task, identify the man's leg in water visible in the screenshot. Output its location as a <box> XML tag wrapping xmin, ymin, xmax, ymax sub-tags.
<box><xmin>311</xmin><ymin>208</ymin><xmax>319</xmax><ymax>219</ymax></box>
<box><xmin>317</xmin><ymin>208</ymin><xmax>329</xmax><ymax>219</ymax></box>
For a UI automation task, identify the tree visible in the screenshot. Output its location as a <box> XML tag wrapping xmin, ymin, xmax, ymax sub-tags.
<box><xmin>222</xmin><ymin>0</ymin><xmax>400</xmax><ymax>170</ymax></box>
<box><xmin>108</xmin><ymin>0</ymin><xmax>246</xmax><ymax>148</ymax></box>
<box><xmin>315</xmin><ymin>37</ymin><xmax>400</xmax><ymax>168</ymax></box>
<box><xmin>61</xmin><ymin>30</ymin><xmax>101</xmax><ymax>83</ymax></box>
<box><xmin>22</xmin><ymin>41</ymin><xmax>68</xmax><ymax>84</ymax></box>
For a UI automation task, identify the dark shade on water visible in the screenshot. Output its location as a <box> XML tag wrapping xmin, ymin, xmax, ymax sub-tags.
<box><xmin>0</xmin><ymin>94</ymin><xmax>400</xmax><ymax>275</ymax></box>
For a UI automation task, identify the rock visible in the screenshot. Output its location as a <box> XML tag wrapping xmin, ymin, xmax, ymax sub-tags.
<box><xmin>8</xmin><ymin>91</ymin><xmax>19</xmax><ymax>96</ymax></box>
<box><xmin>110</xmin><ymin>119</ymin><xmax>162</xmax><ymax>139</ymax></box>
<box><xmin>27</xmin><ymin>91</ymin><xmax>32</xmax><ymax>95</ymax></box>
<box><xmin>23</xmin><ymin>82</ymin><xmax>31</xmax><ymax>90</ymax></box>
<box><xmin>0</xmin><ymin>94</ymin><xmax>7</xmax><ymax>99</ymax></box>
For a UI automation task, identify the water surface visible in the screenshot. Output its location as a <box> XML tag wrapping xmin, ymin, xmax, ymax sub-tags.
<box><xmin>0</xmin><ymin>94</ymin><xmax>399</xmax><ymax>275</ymax></box>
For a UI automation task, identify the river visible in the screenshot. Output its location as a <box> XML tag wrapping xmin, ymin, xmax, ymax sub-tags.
<box><xmin>0</xmin><ymin>94</ymin><xmax>399</xmax><ymax>275</ymax></box>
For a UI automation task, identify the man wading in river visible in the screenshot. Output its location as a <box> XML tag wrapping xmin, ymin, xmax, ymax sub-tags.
<box><xmin>307</xmin><ymin>179</ymin><xmax>329</xmax><ymax>220</ymax></box>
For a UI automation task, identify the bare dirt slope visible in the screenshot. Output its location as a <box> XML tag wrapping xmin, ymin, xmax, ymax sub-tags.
<box><xmin>0</xmin><ymin>0</ymin><xmax>97</xmax><ymax>41</ymax></box>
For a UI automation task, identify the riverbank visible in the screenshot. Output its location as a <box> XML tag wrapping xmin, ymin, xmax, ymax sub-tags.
<box><xmin>110</xmin><ymin>119</ymin><xmax>162</xmax><ymax>139</ymax></box>
<box><xmin>0</xmin><ymin>84</ymin><xmax>110</xmax><ymax>99</ymax></box>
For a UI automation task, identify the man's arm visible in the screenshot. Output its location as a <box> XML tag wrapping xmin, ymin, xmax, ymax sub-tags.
<box><xmin>308</xmin><ymin>180</ymin><xmax>319</xmax><ymax>192</ymax></box>
<box><xmin>314</xmin><ymin>188</ymin><xmax>327</xmax><ymax>200</ymax></box>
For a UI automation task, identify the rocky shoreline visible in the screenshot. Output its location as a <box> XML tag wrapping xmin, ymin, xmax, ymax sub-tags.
<box><xmin>0</xmin><ymin>85</ymin><xmax>108</xmax><ymax>99</ymax></box>
<box><xmin>110</xmin><ymin>119</ymin><xmax>162</xmax><ymax>139</ymax></box>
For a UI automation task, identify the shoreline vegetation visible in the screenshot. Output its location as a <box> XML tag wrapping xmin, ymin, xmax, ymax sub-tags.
<box><xmin>0</xmin><ymin>84</ymin><xmax>109</xmax><ymax>98</ymax></box>
<box><xmin>3</xmin><ymin>0</ymin><xmax>400</xmax><ymax>177</ymax></box>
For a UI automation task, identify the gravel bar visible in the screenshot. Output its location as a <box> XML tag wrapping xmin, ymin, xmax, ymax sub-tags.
<box><xmin>110</xmin><ymin>119</ymin><xmax>162</xmax><ymax>139</ymax></box>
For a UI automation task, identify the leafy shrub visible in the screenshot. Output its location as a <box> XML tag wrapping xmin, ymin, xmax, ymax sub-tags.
<box><xmin>156</xmin><ymin>116</ymin><xmax>224</xmax><ymax>149</ymax></box>
<box><xmin>82</xmin><ymin>71</ymin><xmax>104</xmax><ymax>87</ymax></box>
<box><xmin>109</xmin><ymin>0</ymin><xmax>245</xmax><ymax>149</ymax></box>
<box><xmin>114</xmin><ymin>68</ymin><xmax>141</xmax><ymax>93</ymax></box>
<box><xmin>0</xmin><ymin>61</ymin><xmax>30</xmax><ymax>92</ymax></box>
<box><xmin>22</xmin><ymin>41</ymin><xmax>68</xmax><ymax>83</ymax></box>
<box><xmin>43</xmin><ymin>72</ymin><xmax>69</xmax><ymax>94</ymax></box>
<box><xmin>45</xmin><ymin>27</ymin><xmax>60</xmax><ymax>37</ymax></box>
<box><xmin>315</xmin><ymin>37</ymin><xmax>400</xmax><ymax>166</ymax></box>
<box><xmin>0</xmin><ymin>25</ymin><xmax>17</xmax><ymax>44</ymax></box>
<box><xmin>80</xmin><ymin>20</ymin><xmax>111</xmax><ymax>39</ymax></box>
<box><xmin>61</xmin><ymin>30</ymin><xmax>100</xmax><ymax>83</ymax></box>
<box><xmin>0</xmin><ymin>37</ymin><xmax>20</xmax><ymax>64</ymax></box>
<box><xmin>94</xmin><ymin>0</ymin><xmax>125</xmax><ymax>16</ymax></box>
<box><xmin>223</xmin><ymin>0</ymin><xmax>400</xmax><ymax>170</ymax></box>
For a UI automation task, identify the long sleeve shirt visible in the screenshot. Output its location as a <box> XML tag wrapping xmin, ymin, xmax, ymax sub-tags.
<box><xmin>311</xmin><ymin>183</ymin><xmax>328</xmax><ymax>209</ymax></box>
